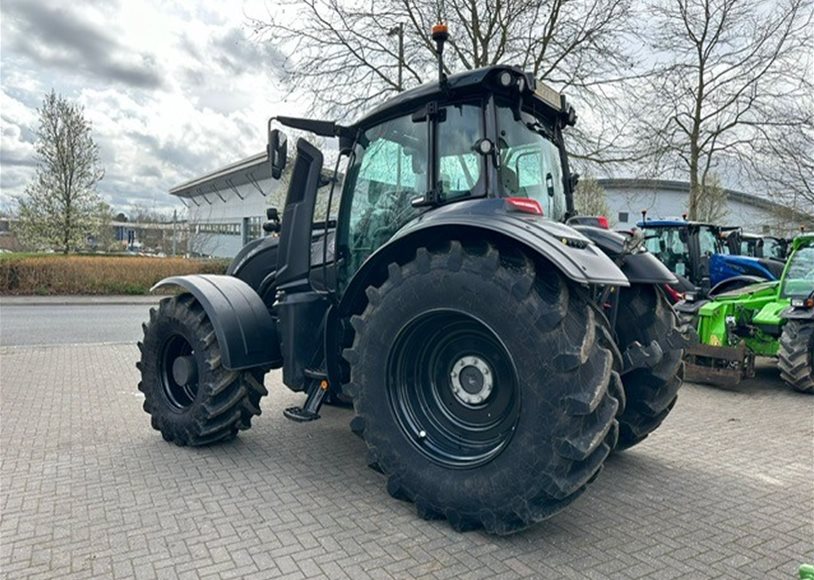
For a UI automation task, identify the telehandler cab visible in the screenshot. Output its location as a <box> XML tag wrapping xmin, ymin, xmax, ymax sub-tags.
<box><xmin>137</xmin><ymin>25</ymin><xmax>691</xmax><ymax>534</ymax></box>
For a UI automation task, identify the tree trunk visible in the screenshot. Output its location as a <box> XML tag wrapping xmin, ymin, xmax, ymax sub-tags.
<box><xmin>688</xmin><ymin>145</ymin><xmax>700</xmax><ymax>221</ymax></box>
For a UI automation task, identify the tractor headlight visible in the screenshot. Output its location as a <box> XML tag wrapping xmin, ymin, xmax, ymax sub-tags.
<box><xmin>685</xmin><ymin>291</ymin><xmax>698</xmax><ymax>303</ymax></box>
<box><xmin>791</xmin><ymin>297</ymin><xmax>814</xmax><ymax>308</ymax></box>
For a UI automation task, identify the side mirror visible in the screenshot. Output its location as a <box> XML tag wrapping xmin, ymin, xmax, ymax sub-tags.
<box><xmin>268</xmin><ymin>129</ymin><xmax>288</xmax><ymax>180</ymax></box>
<box><xmin>569</xmin><ymin>172</ymin><xmax>580</xmax><ymax>191</ymax></box>
<box><xmin>263</xmin><ymin>207</ymin><xmax>281</xmax><ymax>234</ymax></box>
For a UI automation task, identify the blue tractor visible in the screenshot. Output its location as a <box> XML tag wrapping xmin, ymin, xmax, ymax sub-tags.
<box><xmin>638</xmin><ymin>219</ymin><xmax>785</xmax><ymax>301</ymax></box>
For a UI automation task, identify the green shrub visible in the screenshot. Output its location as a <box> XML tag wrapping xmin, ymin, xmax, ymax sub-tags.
<box><xmin>0</xmin><ymin>254</ymin><xmax>230</xmax><ymax>295</ymax></box>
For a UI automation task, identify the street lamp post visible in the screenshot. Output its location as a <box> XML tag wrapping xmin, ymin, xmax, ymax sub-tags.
<box><xmin>388</xmin><ymin>23</ymin><xmax>404</xmax><ymax>92</ymax></box>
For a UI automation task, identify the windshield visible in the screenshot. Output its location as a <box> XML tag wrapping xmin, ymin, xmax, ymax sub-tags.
<box><xmin>496</xmin><ymin>103</ymin><xmax>567</xmax><ymax>220</ymax></box>
<box><xmin>644</xmin><ymin>227</ymin><xmax>691</xmax><ymax>277</ymax></box>
<box><xmin>782</xmin><ymin>244</ymin><xmax>814</xmax><ymax>299</ymax></box>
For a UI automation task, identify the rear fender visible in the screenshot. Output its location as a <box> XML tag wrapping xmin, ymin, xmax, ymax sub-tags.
<box><xmin>573</xmin><ymin>225</ymin><xmax>677</xmax><ymax>285</ymax></box>
<box><xmin>338</xmin><ymin>217</ymin><xmax>628</xmax><ymax>317</ymax></box>
<box><xmin>151</xmin><ymin>274</ymin><xmax>281</xmax><ymax>371</ymax></box>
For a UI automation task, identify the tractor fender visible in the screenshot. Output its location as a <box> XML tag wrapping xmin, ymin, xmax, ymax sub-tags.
<box><xmin>572</xmin><ymin>225</ymin><xmax>677</xmax><ymax>284</ymax></box>
<box><xmin>151</xmin><ymin>274</ymin><xmax>281</xmax><ymax>371</ymax></box>
<box><xmin>781</xmin><ymin>306</ymin><xmax>814</xmax><ymax>321</ymax></box>
<box><xmin>708</xmin><ymin>275</ymin><xmax>766</xmax><ymax>298</ymax></box>
<box><xmin>338</xmin><ymin>199</ymin><xmax>629</xmax><ymax>315</ymax></box>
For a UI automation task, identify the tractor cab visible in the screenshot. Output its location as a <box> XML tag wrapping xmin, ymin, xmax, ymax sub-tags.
<box><xmin>267</xmin><ymin>63</ymin><xmax>581</xmax><ymax>300</ymax></box>
<box><xmin>638</xmin><ymin>219</ymin><xmax>728</xmax><ymax>292</ymax></box>
<box><xmin>762</xmin><ymin>236</ymin><xmax>789</xmax><ymax>261</ymax></box>
<box><xmin>781</xmin><ymin>234</ymin><xmax>814</xmax><ymax>302</ymax></box>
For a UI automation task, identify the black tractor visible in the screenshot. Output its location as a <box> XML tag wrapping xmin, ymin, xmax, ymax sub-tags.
<box><xmin>137</xmin><ymin>26</ymin><xmax>690</xmax><ymax>534</ymax></box>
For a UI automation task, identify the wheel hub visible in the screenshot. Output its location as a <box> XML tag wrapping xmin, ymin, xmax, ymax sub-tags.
<box><xmin>172</xmin><ymin>355</ymin><xmax>197</xmax><ymax>386</ymax></box>
<box><xmin>451</xmin><ymin>356</ymin><xmax>493</xmax><ymax>405</ymax></box>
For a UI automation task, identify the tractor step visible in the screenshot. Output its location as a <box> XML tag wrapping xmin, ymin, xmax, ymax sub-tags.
<box><xmin>684</xmin><ymin>342</ymin><xmax>755</xmax><ymax>388</ymax></box>
<box><xmin>283</xmin><ymin>372</ymin><xmax>329</xmax><ymax>422</ymax></box>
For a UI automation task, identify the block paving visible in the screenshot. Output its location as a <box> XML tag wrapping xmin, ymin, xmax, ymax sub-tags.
<box><xmin>1</xmin><ymin>343</ymin><xmax>812</xmax><ymax>579</ymax></box>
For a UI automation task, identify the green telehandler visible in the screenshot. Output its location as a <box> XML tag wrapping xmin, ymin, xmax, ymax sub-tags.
<box><xmin>676</xmin><ymin>233</ymin><xmax>814</xmax><ymax>391</ymax></box>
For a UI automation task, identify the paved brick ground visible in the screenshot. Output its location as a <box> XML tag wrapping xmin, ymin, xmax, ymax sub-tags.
<box><xmin>1</xmin><ymin>343</ymin><xmax>812</xmax><ymax>579</ymax></box>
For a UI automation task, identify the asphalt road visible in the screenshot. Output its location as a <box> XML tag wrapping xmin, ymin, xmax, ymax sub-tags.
<box><xmin>0</xmin><ymin>302</ymin><xmax>156</xmax><ymax>347</ymax></box>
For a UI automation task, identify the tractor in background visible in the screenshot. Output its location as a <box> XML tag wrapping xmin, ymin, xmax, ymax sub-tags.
<box><xmin>638</xmin><ymin>217</ymin><xmax>784</xmax><ymax>302</ymax></box>
<box><xmin>676</xmin><ymin>233</ymin><xmax>814</xmax><ymax>390</ymax></box>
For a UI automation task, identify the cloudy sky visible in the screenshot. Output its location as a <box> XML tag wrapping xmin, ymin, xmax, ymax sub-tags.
<box><xmin>1</xmin><ymin>0</ymin><xmax>302</xmax><ymax>214</ymax></box>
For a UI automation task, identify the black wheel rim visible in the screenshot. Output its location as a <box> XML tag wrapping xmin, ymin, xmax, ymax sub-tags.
<box><xmin>159</xmin><ymin>333</ymin><xmax>199</xmax><ymax>410</ymax></box>
<box><xmin>387</xmin><ymin>309</ymin><xmax>521</xmax><ymax>469</ymax></box>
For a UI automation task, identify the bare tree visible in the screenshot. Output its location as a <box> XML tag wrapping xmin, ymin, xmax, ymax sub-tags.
<box><xmin>634</xmin><ymin>0</ymin><xmax>813</xmax><ymax>220</ymax></box>
<box><xmin>250</xmin><ymin>0</ymin><xmax>636</xmax><ymax>161</ymax></box>
<box><xmin>14</xmin><ymin>91</ymin><xmax>106</xmax><ymax>253</ymax></box>
<box><xmin>573</xmin><ymin>175</ymin><xmax>611</xmax><ymax>217</ymax></box>
<box><xmin>747</xmin><ymin>94</ymin><xmax>814</xmax><ymax>217</ymax></box>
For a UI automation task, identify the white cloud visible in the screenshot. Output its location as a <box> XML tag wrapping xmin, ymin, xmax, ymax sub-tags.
<box><xmin>0</xmin><ymin>0</ymin><xmax>303</xmax><ymax>214</ymax></box>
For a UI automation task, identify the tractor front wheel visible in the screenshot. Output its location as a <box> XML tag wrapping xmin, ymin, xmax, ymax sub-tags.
<box><xmin>343</xmin><ymin>241</ymin><xmax>620</xmax><ymax>534</ymax></box>
<box><xmin>614</xmin><ymin>284</ymin><xmax>685</xmax><ymax>450</ymax></box>
<box><xmin>137</xmin><ymin>295</ymin><xmax>268</xmax><ymax>445</ymax></box>
<box><xmin>778</xmin><ymin>320</ymin><xmax>814</xmax><ymax>393</ymax></box>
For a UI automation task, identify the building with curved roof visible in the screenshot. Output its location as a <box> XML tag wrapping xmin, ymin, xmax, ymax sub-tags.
<box><xmin>598</xmin><ymin>178</ymin><xmax>805</xmax><ymax>236</ymax></box>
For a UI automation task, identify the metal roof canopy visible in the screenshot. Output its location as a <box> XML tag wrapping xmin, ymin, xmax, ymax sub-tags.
<box><xmin>170</xmin><ymin>151</ymin><xmax>270</xmax><ymax>199</ymax></box>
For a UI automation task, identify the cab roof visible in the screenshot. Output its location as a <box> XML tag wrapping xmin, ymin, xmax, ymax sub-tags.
<box><xmin>352</xmin><ymin>65</ymin><xmax>566</xmax><ymax>129</ymax></box>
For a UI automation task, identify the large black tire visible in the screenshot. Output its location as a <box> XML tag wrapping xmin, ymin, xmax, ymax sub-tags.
<box><xmin>614</xmin><ymin>284</ymin><xmax>684</xmax><ymax>450</ymax></box>
<box><xmin>343</xmin><ymin>241</ymin><xmax>620</xmax><ymax>534</ymax></box>
<box><xmin>137</xmin><ymin>294</ymin><xmax>268</xmax><ymax>446</ymax></box>
<box><xmin>778</xmin><ymin>321</ymin><xmax>814</xmax><ymax>393</ymax></box>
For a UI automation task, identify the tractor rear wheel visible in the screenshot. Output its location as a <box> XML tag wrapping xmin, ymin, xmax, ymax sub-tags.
<box><xmin>343</xmin><ymin>241</ymin><xmax>620</xmax><ymax>534</ymax></box>
<box><xmin>778</xmin><ymin>321</ymin><xmax>814</xmax><ymax>393</ymax></box>
<box><xmin>614</xmin><ymin>284</ymin><xmax>685</xmax><ymax>450</ymax></box>
<box><xmin>137</xmin><ymin>295</ymin><xmax>268</xmax><ymax>445</ymax></box>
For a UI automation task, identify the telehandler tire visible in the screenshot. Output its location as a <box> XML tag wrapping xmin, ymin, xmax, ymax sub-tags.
<box><xmin>614</xmin><ymin>284</ymin><xmax>684</xmax><ymax>450</ymax></box>
<box><xmin>343</xmin><ymin>241</ymin><xmax>620</xmax><ymax>534</ymax></box>
<box><xmin>778</xmin><ymin>321</ymin><xmax>814</xmax><ymax>393</ymax></box>
<box><xmin>137</xmin><ymin>294</ymin><xmax>268</xmax><ymax>445</ymax></box>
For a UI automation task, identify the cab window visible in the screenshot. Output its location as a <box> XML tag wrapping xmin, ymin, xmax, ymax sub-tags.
<box><xmin>436</xmin><ymin>103</ymin><xmax>483</xmax><ymax>200</ymax></box>
<box><xmin>342</xmin><ymin>113</ymin><xmax>427</xmax><ymax>278</ymax></box>
<box><xmin>698</xmin><ymin>227</ymin><xmax>720</xmax><ymax>256</ymax></box>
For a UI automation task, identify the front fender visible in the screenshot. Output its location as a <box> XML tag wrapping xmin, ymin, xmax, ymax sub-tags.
<box><xmin>151</xmin><ymin>274</ymin><xmax>281</xmax><ymax>371</ymax></box>
<box><xmin>781</xmin><ymin>306</ymin><xmax>814</xmax><ymax>321</ymax></box>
